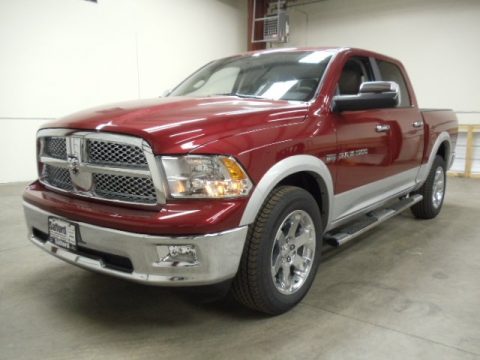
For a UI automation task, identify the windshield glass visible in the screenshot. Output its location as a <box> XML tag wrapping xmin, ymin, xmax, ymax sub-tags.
<box><xmin>169</xmin><ymin>50</ymin><xmax>335</xmax><ymax>102</ymax></box>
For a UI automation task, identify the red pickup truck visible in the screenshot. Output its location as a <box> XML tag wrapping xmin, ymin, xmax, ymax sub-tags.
<box><xmin>23</xmin><ymin>47</ymin><xmax>458</xmax><ymax>314</ymax></box>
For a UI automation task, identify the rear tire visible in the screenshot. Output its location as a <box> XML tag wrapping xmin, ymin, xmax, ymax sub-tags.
<box><xmin>411</xmin><ymin>155</ymin><xmax>446</xmax><ymax>219</ymax></box>
<box><xmin>231</xmin><ymin>186</ymin><xmax>322</xmax><ymax>315</ymax></box>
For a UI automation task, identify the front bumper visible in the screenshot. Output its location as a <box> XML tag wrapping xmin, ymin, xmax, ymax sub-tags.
<box><xmin>23</xmin><ymin>201</ymin><xmax>248</xmax><ymax>286</ymax></box>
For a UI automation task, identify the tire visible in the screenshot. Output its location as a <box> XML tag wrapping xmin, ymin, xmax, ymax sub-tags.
<box><xmin>411</xmin><ymin>155</ymin><xmax>446</xmax><ymax>219</ymax></box>
<box><xmin>231</xmin><ymin>186</ymin><xmax>322</xmax><ymax>315</ymax></box>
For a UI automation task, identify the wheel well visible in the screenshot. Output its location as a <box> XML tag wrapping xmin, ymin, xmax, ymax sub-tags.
<box><xmin>277</xmin><ymin>171</ymin><xmax>329</xmax><ymax>229</ymax></box>
<box><xmin>437</xmin><ymin>141</ymin><xmax>450</xmax><ymax>162</ymax></box>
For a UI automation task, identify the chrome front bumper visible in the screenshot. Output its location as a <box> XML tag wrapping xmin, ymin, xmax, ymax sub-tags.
<box><xmin>23</xmin><ymin>202</ymin><xmax>248</xmax><ymax>286</ymax></box>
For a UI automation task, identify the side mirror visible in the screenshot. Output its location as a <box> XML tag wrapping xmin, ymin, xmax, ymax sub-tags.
<box><xmin>333</xmin><ymin>81</ymin><xmax>400</xmax><ymax>112</ymax></box>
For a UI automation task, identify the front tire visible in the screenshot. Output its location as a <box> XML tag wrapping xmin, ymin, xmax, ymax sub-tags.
<box><xmin>411</xmin><ymin>155</ymin><xmax>446</xmax><ymax>219</ymax></box>
<box><xmin>231</xmin><ymin>186</ymin><xmax>322</xmax><ymax>315</ymax></box>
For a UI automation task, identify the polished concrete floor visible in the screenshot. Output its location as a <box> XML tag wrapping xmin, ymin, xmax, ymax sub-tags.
<box><xmin>1</xmin><ymin>177</ymin><xmax>479</xmax><ymax>360</ymax></box>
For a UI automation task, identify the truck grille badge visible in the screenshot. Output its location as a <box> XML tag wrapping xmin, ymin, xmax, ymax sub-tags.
<box><xmin>68</xmin><ymin>156</ymin><xmax>80</xmax><ymax>175</ymax></box>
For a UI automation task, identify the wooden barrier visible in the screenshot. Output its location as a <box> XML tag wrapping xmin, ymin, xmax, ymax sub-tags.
<box><xmin>448</xmin><ymin>124</ymin><xmax>480</xmax><ymax>179</ymax></box>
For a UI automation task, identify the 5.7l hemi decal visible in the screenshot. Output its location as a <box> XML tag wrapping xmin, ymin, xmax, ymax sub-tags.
<box><xmin>325</xmin><ymin>148</ymin><xmax>368</xmax><ymax>163</ymax></box>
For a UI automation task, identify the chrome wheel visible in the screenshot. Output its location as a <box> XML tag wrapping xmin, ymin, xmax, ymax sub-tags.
<box><xmin>271</xmin><ymin>210</ymin><xmax>316</xmax><ymax>295</ymax></box>
<box><xmin>432</xmin><ymin>166</ymin><xmax>445</xmax><ymax>209</ymax></box>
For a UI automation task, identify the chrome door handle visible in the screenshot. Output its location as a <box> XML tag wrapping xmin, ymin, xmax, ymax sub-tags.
<box><xmin>375</xmin><ymin>124</ymin><xmax>390</xmax><ymax>133</ymax></box>
<box><xmin>412</xmin><ymin>120</ymin><xmax>424</xmax><ymax>128</ymax></box>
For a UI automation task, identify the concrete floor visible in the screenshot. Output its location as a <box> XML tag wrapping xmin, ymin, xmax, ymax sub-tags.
<box><xmin>1</xmin><ymin>178</ymin><xmax>479</xmax><ymax>360</ymax></box>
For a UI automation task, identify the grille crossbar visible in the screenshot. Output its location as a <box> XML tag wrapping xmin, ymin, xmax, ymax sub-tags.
<box><xmin>38</xmin><ymin>131</ymin><xmax>163</xmax><ymax>206</ymax></box>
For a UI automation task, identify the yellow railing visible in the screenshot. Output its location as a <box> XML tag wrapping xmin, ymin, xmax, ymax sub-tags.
<box><xmin>448</xmin><ymin>124</ymin><xmax>480</xmax><ymax>179</ymax></box>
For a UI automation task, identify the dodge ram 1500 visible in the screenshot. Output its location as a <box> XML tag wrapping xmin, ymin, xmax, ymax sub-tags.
<box><xmin>23</xmin><ymin>47</ymin><xmax>458</xmax><ymax>314</ymax></box>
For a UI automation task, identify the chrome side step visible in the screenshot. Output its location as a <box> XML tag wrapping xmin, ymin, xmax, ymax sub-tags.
<box><xmin>324</xmin><ymin>194</ymin><xmax>423</xmax><ymax>247</ymax></box>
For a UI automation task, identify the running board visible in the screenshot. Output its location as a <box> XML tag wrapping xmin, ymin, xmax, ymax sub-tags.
<box><xmin>324</xmin><ymin>194</ymin><xmax>423</xmax><ymax>247</ymax></box>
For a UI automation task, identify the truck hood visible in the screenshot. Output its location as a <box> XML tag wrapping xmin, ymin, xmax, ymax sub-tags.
<box><xmin>43</xmin><ymin>96</ymin><xmax>309</xmax><ymax>154</ymax></box>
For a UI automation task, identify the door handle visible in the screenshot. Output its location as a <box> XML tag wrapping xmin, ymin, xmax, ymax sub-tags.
<box><xmin>412</xmin><ymin>120</ymin><xmax>424</xmax><ymax>128</ymax></box>
<box><xmin>375</xmin><ymin>124</ymin><xmax>390</xmax><ymax>133</ymax></box>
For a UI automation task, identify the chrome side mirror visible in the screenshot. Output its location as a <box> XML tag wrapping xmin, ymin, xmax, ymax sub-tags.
<box><xmin>333</xmin><ymin>81</ymin><xmax>400</xmax><ymax>112</ymax></box>
<box><xmin>359</xmin><ymin>81</ymin><xmax>399</xmax><ymax>94</ymax></box>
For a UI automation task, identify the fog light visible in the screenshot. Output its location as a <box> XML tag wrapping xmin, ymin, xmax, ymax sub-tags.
<box><xmin>155</xmin><ymin>245</ymin><xmax>199</xmax><ymax>267</ymax></box>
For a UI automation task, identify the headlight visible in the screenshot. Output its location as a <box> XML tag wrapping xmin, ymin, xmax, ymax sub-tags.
<box><xmin>161</xmin><ymin>155</ymin><xmax>253</xmax><ymax>198</ymax></box>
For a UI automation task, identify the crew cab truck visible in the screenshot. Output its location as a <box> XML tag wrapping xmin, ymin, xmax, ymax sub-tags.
<box><xmin>23</xmin><ymin>47</ymin><xmax>458</xmax><ymax>314</ymax></box>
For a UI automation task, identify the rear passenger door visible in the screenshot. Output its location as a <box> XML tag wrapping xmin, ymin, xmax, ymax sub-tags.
<box><xmin>373</xmin><ymin>58</ymin><xmax>424</xmax><ymax>177</ymax></box>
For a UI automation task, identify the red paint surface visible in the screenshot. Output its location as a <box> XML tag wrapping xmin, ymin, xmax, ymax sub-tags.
<box><xmin>45</xmin><ymin>97</ymin><xmax>309</xmax><ymax>156</ymax></box>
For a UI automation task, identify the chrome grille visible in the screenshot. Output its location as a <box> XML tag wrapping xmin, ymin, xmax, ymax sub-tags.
<box><xmin>37</xmin><ymin>130</ymin><xmax>164</xmax><ymax>206</ymax></box>
<box><xmin>87</xmin><ymin>140</ymin><xmax>147</xmax><ymax>167</ymax></box>
<box><xmin>93</xmin><ymin>174</ymin><xmax>156</xmax><ymax>204</ymax></box>
<box><xmin>44</xmin><ymin>137</ymin><xmax>67</xmax><ymax>160</ymax></box>
<box><xmin>44</xmin><ymin>165</ymin><xmax>73</xmax><ymax>191</ymax></box>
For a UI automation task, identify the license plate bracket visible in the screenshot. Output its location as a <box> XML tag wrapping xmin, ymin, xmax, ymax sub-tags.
<box><xmin>48</xmin><ymin>217</ymin><xmax>78</xmax><ymax>250</ymax></box>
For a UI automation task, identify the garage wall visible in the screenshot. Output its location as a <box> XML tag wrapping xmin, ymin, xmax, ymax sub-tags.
<box><xmin>0</xmin><ymin>0</ymin><xmax>247</xmax><ymax>183</ymax></box>
<box><xmin>284</xmin><ymin>0</ymin><xmax>480</xmax><ymax>122</ymax></box>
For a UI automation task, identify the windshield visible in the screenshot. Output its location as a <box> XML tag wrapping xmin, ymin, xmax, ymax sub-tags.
<box><xmin>169</xmin><ymin>50</ymin><xmax>334</xmax><ymax>102</ymax></box>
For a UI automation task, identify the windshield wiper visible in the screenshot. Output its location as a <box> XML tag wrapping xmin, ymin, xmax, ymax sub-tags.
<box><xmin>212</xmin><ymin>92</ymin><xmax>266</xmax><ymax>99</ymax></box>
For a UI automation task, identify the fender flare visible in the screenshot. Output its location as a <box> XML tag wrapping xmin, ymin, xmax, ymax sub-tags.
<box><xmin>416</xmin><ymin>131</ymin><xmax>452</xmax><ymax>186</ymax></box>
<box><xmin>239</xmin><ymin>155</ymin><xmax>334</xmax><ymax>227</ymax></box>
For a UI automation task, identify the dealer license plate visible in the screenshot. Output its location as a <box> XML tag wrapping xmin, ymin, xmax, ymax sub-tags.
<box><xmin>48</xmin><ymin>217</ymin><xmax>78</xmax><ymax>250</ymax></box>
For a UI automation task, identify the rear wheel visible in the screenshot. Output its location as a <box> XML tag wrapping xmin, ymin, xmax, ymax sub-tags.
<box><xmin>231</xmin><ymin>186</ymin><xmax>322</xmax><ymax>315</ymax></box>
<box><xmin>411</xmin><ymin>155</ymin><xmax>446</xmax><ymax>219</ymax></box>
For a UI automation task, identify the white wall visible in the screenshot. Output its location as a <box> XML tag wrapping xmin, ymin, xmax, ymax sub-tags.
<box><xmin>284</xmin><ymin>0</ymin><xmax>480</xmax><ymax>119</ymax></box>
<box><xmin>0</xmin><ymin>0</ymin><xmax>246</xmax><ymax>183</ymax></box>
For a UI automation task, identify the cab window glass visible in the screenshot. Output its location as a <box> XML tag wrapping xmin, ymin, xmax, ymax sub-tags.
<box><xmin>337</xmin><ymin>57</ymin><xmax>374</xmax><ymax>95</ymax></box>
<box><xmin>377</xmin><ymin>60</ymin><xmax>411</xmax><ymax>107</ymax></box>
<box><xmin>187</xmin><ymin>67</ymin><xmax>239</xmax><ymax>96</ymax></box>
<box><xmin>170</xmin><ymin>51</ymin><xmax>333</xmax><ymax>102</ymax></box>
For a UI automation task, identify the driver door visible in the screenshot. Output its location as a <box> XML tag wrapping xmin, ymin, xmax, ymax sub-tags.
<box><xmin>331</xmin><ymin>56</ymin><xmax>394</xmax><ymax>220</ymax></box>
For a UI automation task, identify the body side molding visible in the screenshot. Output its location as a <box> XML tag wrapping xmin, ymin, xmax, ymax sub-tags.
<box><xmin>239</xmin><ymin>155</ymin><xmax>334</xmax><ymax>227</ymax></box>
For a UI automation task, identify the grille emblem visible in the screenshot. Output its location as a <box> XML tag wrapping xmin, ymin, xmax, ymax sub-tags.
<box><xmin>68</xmin><ymin>155</ymin><xmax>80</xmax><ymax>174</ymax></box>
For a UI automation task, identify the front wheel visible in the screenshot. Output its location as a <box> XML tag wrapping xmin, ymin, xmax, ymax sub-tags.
<box><xmin>411</xmin><ymin>155</ymin><xmax>446</xmax><ymax>219</ymax></box>
<box><xmin>231</xmin><ymin>186</ymin><xmax>322</xmax><ymax>315</ymax></box>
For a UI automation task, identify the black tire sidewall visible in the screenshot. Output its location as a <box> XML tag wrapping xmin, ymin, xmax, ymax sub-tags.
<box><xmin>412</xmin><ymin>155</ymin><xmax>447</xmax><ymax>219</ymax></box>
<box><xmin>255</xmin><ymin>187</ymin><xmax>322</xmax><ymax>312</ymax></box>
